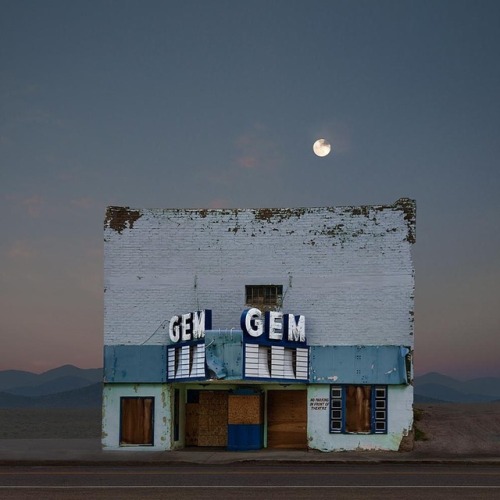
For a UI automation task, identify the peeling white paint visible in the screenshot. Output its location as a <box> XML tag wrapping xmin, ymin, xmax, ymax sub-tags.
<box><xmin>307</xmin><ymin>385</ymin><xmax>413</xmax><ymax>452</ymax></box>
<box><xmin>104</xmin><ymin>205</ymin><xmax>415</xmax><ymax>348</ymax></box>
<box><xmin>102</xmin><ymin>384</ymin><xmax>172</xmax><ymax>450</ymax></box>
<box><xmin>103</xmin><ymin>202</ymin><xmax>415</xmax><ymax>452</ymax></box>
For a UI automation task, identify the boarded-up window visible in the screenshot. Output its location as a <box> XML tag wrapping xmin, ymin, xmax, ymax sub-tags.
<box><xmin>120</xmin><ymin>397</ymin><xmax>154</xmax><ymax>446</ymax></box>
<box><xmin>330</xmin><ymin>385</ymin><xmax>387</xmax><ymax>434</ymax></box>
<box><xmin>345</xmin><ymin>386</ymin><xmax>371</xmax><ymax>433</ymax></box>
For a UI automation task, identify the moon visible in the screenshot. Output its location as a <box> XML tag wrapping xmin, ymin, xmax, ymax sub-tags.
<box><xmin>313</xmin><ymin>138</ymin><xmax>331</xmax><ymax>157</ymax></box>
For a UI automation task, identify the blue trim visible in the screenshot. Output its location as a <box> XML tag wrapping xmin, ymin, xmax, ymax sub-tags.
<box><xmin>227</xmin><ymin>424</ymin><xmax>263</xmax><ymax>451</ymax></box>
<box><xmin>310</xmin><ymin>346</ymin><xmax>409</xmax><ymax>385</ymax></box>
<box><xmin>104</xmin><ymin>345</ymin><xmax>167</xmax><ymax>383</ymax></box>
<box><xmin>169</xmin><ymin>376</ymin><xmax>206</xmax><ymax>382</ymax></box>
<box><xmin>242</xmin><ymin>377</ymin><xmax>307</xmax><ymax>384</ymax></box>
<box><xmin>244</xmin><ymin>338</ymin><xmax>307</xmax><ymax>349</ymax></box>
<box><xmin>329</xmin><ymin>384</ymin><xmax>388</xmax><ymax>435</ymax></box>
<box><xmin>168</xmin><ymin>339</ymin><xmax>204</xmax><ymax>348</ymax></box>
<box><xmin>204</xmin><ymin>310</ymin><xmax>212</xmax><ymax>330</ymax></box>
<box><xmin>341</xmin><ymin>386</ymin><xmax>346</xmax><ymax>433</ymax></box>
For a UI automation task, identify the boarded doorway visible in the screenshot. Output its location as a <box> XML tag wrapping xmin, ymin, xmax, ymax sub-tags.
<box><xmin>267</xmin><ymin>390</ymin><xmax>307</xmax><ymax>449</ymax></box>
<box><xmin>120</xmin><ymin>397</ymin><xmax>154</xmax><ymax>446</ymax></box>
<box><xmin>185</xmin><ymin>390</ymin><xmax>228</xmax><ymax>447</ymax></box>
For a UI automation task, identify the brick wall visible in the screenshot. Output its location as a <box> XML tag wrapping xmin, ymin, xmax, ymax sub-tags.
<box><xmin>104</xmin><ymin>200</ymin><xmax>415</xmax><ymax>349</ymax></box>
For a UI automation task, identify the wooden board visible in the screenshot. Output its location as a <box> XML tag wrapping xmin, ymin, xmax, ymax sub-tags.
<box><xmin>196</xmin><ymin>391</ymin><xmax>228</xmax><ymax>447</ymax></box>
<box><xmin>120</xmin><ymin>397</ymin><xmax>154</xmax><ymax>446</ymax></box>
<box><xmin>267</xmin><ymin>390</ymin><xmax>307</xmax><ymax>449</ymax></box>
<box><xmin>185</xmin><ymin>403</ymin><xmax>199</xmax><ymax>446</ymax></box>
<box><xmin>228</xmin><ymin>395</ymin><xmax>262</xmax><ymax>425</ymax></box>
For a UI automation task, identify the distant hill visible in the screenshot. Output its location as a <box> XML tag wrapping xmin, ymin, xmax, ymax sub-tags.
<box><xmin>1</xmin><ymin>365</ymin><xmax>499</xmax><ymax>407</ymax></box>
<box><xmin>0</xmin><ymin>365</ymin><xmax>102</xmax><ymax>408</ymax></box>
<box><xmin>0</xmin><ymin>383</ymin><xmax>102</xmax><ymax>409</ymax></box>
<box><xmin>7</xmin><ymin>375</ymin><xmax>100</xmax><ymax>397</ymax></box>
<box><xmin>414</xmin><ymin>372</ymin><xmax>500</xmax><ymax>403</ymax></box>
<box><xmin>413</xmin><ymin>394</ymin><xmax>446</xmax><ymax>404</ymax></box>
<box><xmin>0</xmin><ymin>365</ymin><xmax>102</xmax><ymax>394</ymax></box>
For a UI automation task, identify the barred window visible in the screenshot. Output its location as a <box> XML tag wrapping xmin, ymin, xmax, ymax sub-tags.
<box><xmin>245</xmin><ymin>285</ymin><xmax>283</xmax><ymax>309</ymax></box>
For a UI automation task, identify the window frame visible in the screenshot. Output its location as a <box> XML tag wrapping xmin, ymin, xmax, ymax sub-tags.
<box><xmin>119</xmin><ymin>396</ymin><xmax>155</xmax><ymax>446</ymax></box>
<box><xmin>245</xmin><ymin>285</ymin><xmax>283</xmax><ymax>310</ymax></box>
<box><xmin>329</xmin><ymin>385</ymin><xmax>388</xmax><ymax>435</ymax></box>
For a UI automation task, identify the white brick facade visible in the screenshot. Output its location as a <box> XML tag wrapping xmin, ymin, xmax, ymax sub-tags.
<box><xmin>104</xmin><ymin>202</ymin><xmax>415</xmax><ymax>348</ymax></box>
<box><xmin>103</xmin><ymin>200</ymin><xmax>416</xmax><ymax>452</ymax></box>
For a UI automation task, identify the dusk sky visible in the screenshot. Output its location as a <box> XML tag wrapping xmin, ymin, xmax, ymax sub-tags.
<box><xmin>1</xmin><ymin>0</ymin><xmax>499</xmax><ymax>378</ymax></box>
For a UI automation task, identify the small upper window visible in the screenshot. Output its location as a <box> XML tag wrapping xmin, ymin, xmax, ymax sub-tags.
<box><xmin>245</xmin><ymin>285</ymin><xmax>283</xmax><ymax>309</ymax></box>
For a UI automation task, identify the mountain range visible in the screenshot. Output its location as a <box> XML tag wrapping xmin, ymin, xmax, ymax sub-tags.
<box><xmin>0</xmin><ymin>365</ymin><xmax>102</xmax><ymax>408</ymax></box>
<box><xmin>0</xmin><ymin>365</ymin><xmax>499</xmax><ymax>407</ymax></box>
<box><xmin>414</xmin><ymin>372</ymin><xmax>500</xmax><ymax>403</ymax></box>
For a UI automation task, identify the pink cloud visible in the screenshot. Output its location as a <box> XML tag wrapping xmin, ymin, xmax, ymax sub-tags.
<box><xmin>237</xmin><ymin>155</ymin><xmax>257</xmax><ymax>169</ymax></box>
<box><xmin>21</xmin><ymin>195</ymin><xmax>44</xmax><ymax>217</ymax></box>
<box><xmin>234</xmin><ymin>124</ymin><xmax>284</xmax><ymax>172</ymax></box>
<box><xmin>8</xmin><ymin>241</ymin><xmax>36</xmax><ymax>260</ymax></box>
<box><xmin>207</xmin><ymin>198</ymin><xmax>231</xmax><ymax>209</ymax></box>
<box><xmin>71</xmin><ymin>197</ymin><xmax>98</xmax><ymax>210</ymax></box>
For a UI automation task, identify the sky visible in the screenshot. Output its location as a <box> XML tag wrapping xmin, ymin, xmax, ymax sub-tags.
<box><xmin>1</xmin><ymin>0</ymin><xmax>499</xmax><ymax>379</ymax></box>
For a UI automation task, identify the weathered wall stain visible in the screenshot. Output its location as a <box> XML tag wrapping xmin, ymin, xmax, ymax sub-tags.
<box><xmin>105</xmin><ymin>206</ymin><xmax>142</xmax><ymax>233</ymax></box>
<box><xmin>393</xmin><ymin>198</ymin><xmax>416</xmax><ymax>244</ymax></box>
<box><xmin>254</xmin><ymin>207</ymin><xmax>307</xmax><ymax>222</ymax></box>
<box><xmin>103</xmin><ymin>199</ymin><xmax>415</xmax><ymax>452</ymax></box>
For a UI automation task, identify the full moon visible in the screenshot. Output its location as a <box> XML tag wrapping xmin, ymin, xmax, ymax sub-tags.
<box><xmin>313</xmin><ymin>138</ymin><xmax>331</xmax><ymax>157</ymax></box>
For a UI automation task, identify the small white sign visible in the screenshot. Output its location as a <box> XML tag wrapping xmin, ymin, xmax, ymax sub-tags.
<box><xmin>309</xmin><ymin>397</ymin><xmax>329</xmax><ymax>411</ymax></box>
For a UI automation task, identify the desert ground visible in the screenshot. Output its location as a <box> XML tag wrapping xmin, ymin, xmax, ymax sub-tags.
<box><xmin>0</xmin><ymin>404</ymin><xmax>499</xmax><ymax>455</ymax></box>
<box><xmin>0</xmin><ymin>408</ymin><xmax>101</xmax><ymax>439</ymax></box>
<box><xmin>412</xmin><ymin>402</ymin><xmax>500</xmax><ymax>455</ymax></box>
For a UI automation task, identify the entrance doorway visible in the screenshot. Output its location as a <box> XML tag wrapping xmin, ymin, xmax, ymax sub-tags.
<box><xmin>267</xmin><ymin>390</ymin><xmax>307</xmax><ymax>449</ymax></box>
<box><xmin>185</xmin><ymin>390</ymin><xmax>228</xmax><ymax>447</ymax></box>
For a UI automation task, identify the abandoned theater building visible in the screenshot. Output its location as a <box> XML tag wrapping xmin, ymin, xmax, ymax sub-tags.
<box><xmin>102</xmin><ymin>199</ymin><xmax>416</xmax><ymax>452</ymax></box>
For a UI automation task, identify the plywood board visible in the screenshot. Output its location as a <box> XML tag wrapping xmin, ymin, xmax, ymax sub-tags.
<box><xmin>120</xmin><ymin>397</ymin><xmax>154</xmax><ymax>446</ymax></box>
<box><xmin>185</xmin><ymin>403</ymin><xmax>199</xmax><ymax>446</ymax></box>
<box><xmin>267</xmin><ymin>390</ymin><xmax>307</xmax><ymax>449</ymax></box>
<box><xmin>196</xmin><ymin>391</ymin><xmax>228</xmax><ymax>447</ymax></box>
<box><xmin>228</xmin><ymin>395</ymin><xmax>262</xmax><ymax>425</ymax></box>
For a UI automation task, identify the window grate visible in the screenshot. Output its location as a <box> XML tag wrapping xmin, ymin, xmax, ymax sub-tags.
<box><xmin>245</xmin><ymin>285</ymin><xmax>283</xmax><ymax>308</ymax></box>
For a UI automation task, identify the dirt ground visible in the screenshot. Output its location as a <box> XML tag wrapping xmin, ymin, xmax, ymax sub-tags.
<box><xmin>413</xmin><ymin>403</ymin><xmax>500</xmax><ymax>455</ymax></box>
<box><xmin>1</xmin><ymin>404</ymin><xmax>500</xmax><ymax>456</ymax></box>
<box><xmin>0</xmin><ymin>408</ymin><xmax>101</xmax><ymax>439</ymax></box>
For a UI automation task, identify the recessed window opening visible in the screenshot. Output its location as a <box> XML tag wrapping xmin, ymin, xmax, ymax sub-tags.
<box><xmin>245</xmin><ymin>285</ymin><xmax>283</xmax><ymax>309</ymax></box>
<box><xmin>345</xmin><ymin>386</ymin><xmax>371</xmax><ymax>433</ymax></box>
<box><xmin>120</xmin><ymin>397</ymin><xmax>154</xmax><ymax>446</ymax></box>
<box><xmin>330</xmin><ymin>385</ymin><xmax>388</xmax><ymax>435</ymax></box>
